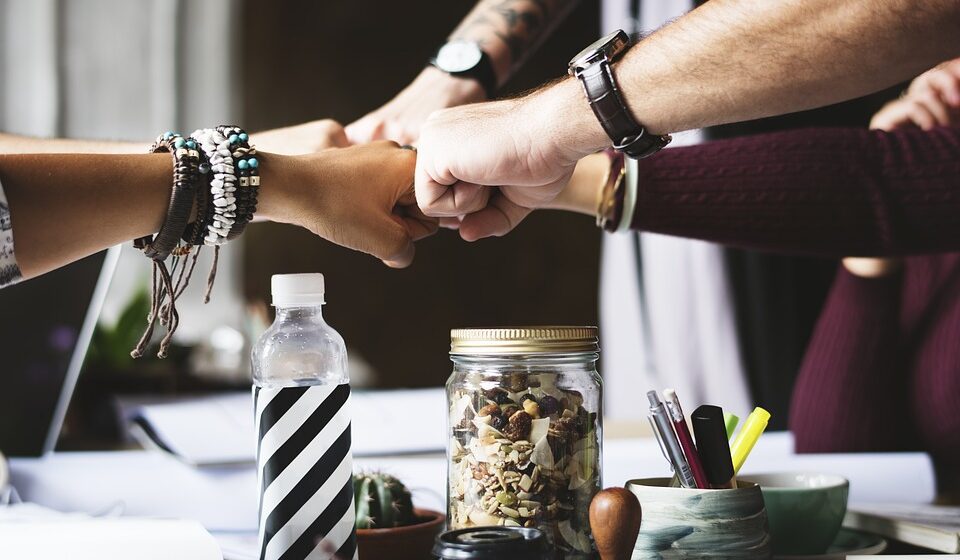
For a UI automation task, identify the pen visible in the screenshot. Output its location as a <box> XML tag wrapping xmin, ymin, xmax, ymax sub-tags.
<box><xmin>662</xmin><ymin>388</ymin><xmax>709</xmax><ymax>489</ymax></box>
<box><xmin>724</xmin><ymin>412</ymin><xmax>740</xmax><ymax>440</ymax></box>
<box><xmin>648</xmin><ymin>415</ymin><xmax>681</xmax><ymax>487</ymax></box>
<box><xmin>691</xmin><ymin>404</ymin><xmax>736</xmax><ymax>489</ymax></box>
<box><xmin>648</xmin><ymin>391</ymin><xmax>698</xmax><ymax>488</ymax></box>
<box><xmin>730</xmin><ymin>407</ymin><xmax>771</xmax><ymax>474</ymax></box>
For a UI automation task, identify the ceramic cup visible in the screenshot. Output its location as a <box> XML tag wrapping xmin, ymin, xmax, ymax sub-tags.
<box><xmin>626</xmin><ymin>477</ymin><xmax>771</xmax><ymax>559</ymax></box>
<box><xmin>0</xmin><ymin>450</ymin><xmax>7</xmax><ymax>491</ymax></box>
<box><xmin>744</xmin><ymin>473</ymin><xmax>849</xmax><ymax>556</ymax></box>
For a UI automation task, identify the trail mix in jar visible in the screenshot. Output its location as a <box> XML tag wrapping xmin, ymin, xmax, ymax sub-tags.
<box><xmin>448</xmin><ymin>374</ymin><xmax>600</xmax><ymax>557</ymax></box>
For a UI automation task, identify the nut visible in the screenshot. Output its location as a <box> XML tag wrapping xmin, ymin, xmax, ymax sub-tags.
<box><xmin>496</xmin><ymin>490</ymin><xmax>518</xmax><ymax>506</ymax></box>
<box><xmin>522</xmin><ymin>400</ymin><xmax>541</xmax><ymax>418</ymax></box>
<box><xmin>478</xmin><ymin>403</ymin><xmax>500</xmax><ymax>417</ymax></box>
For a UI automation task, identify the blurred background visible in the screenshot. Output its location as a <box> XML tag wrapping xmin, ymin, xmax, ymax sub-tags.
<box><xmin>0</xmin><ymin>0</ymin><xmax>602</xmax><ymax>448</ymax></box>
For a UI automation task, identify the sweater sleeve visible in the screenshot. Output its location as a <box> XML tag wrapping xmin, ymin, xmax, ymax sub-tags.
<box><xmin>631</xmin><ymin>125</ymin><xmax>960</xmax><ymax>257</ymax></box>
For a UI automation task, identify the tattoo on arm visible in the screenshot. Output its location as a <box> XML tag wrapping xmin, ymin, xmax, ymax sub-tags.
<box><xmin>451</xmin><ymin>0</ymin><xmax>580</xmax><ymax>77</ymax></box>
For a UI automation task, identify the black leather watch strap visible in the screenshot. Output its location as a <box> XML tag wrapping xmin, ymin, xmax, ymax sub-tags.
<box><xmin>577</xmin><ymin>60</ymin><xmax>670</xmax><ymax>159</ymax></box>
<box><xmin>430</xmin><ymin>50</ymin><xmax>497</xmax><ymax>100</ymax></box>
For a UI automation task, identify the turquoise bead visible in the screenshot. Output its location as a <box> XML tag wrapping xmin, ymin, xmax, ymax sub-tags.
<box><xmin>237</xmin><ymin>159</ymin><xmax>249</xmax><ymax>170</ymax></box>
<box><xmin>163</xmin><ymin>131</ymin><xmax>174</xmax><ymax>139</ymax></box>
<box><xmin>229</xmin><ymin>134</ymin><xmax>239</xmax><ymax>144</ymax></box>
<box><xmin>186</xmin><ymin>140</ymin><xmax>196</xmax><ymax>149</ymax></box>
<box><xmin>238</xmin><ymin>132</ymin><xmax>249</xmax><ymax>142</ymax></box>
<box><xmin>174</xmin><ymin>138</ymin><xmax>186</xmax><ymax>149</ymax></box>
<box><xmin>248</xmin><ymin>157</ymin><xmax>259</xmax><ymax>168</ymax></box>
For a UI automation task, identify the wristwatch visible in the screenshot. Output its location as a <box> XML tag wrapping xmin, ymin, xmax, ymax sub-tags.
<box><xmin>430</xmin><ymin>40</ymin><xmax>497</xmax><ymax>99</ymax></box>
<box><xmin>568</xmin><ymin>30</ymin><xmax>671</xmax><ymax>159</ymax></box>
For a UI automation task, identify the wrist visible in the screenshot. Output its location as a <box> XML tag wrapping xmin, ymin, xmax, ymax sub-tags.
<box><xmin>256</xmin><ymin>152</ymin><xmax>300</xmax><ymax>224</ymax></box>
<box><xmin>527</xmin><ymin>78</ymin><xmax>610</xmax><ymax>164</ymax></box>
<box><xmin>416</xmin><ymin>66</ymin><xmax>487</xmax><ymax>105</ymax></box>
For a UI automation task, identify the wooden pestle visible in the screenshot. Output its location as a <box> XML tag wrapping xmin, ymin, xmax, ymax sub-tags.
<box><xmin>589</xmin><ymin>487</ymin><xmax>642</xmax><ymax>560</ymax></box>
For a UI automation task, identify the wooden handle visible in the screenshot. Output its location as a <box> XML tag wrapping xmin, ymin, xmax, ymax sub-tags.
<box><xmin>589</xmin><ymin>487</ymin><xmax>642</xmax><ymax>560</ymax></box>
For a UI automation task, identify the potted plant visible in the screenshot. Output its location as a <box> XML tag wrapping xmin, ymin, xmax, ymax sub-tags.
<box><xmin>354</xmin><ymin>472</ymin><xmax>445</xmax><ymax>560</ymax></box>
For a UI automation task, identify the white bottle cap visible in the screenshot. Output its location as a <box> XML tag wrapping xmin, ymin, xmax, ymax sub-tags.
<box><xmin>271</xmin><ymin>273</ymin><xmax>325</xmax><ymax>306</ymax></box>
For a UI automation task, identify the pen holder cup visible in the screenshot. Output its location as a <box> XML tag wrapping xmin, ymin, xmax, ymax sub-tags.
<box><xmin>625</xmin><ymin>478</ymin><xmax>771</xmax><ymax>559</ymax></box>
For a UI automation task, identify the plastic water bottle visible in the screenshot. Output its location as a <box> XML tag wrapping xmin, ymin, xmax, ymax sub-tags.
<box><xmin>252</xmin><ymin>273</ymin><xmax>357</xmax><ymax>560</ymax></box>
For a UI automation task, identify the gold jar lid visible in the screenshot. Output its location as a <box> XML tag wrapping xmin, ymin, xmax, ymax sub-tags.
<box><xmin>450</xmin><ymin>326</ymin><xmax>599</xmax><ymax>355</ymax></box>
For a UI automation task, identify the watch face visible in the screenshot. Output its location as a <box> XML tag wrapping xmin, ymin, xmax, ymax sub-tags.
<box><xmin>435</xmin><ymin>41</ymin><xmax>483</xmax><ymax>73</ymax></box>
<box><xmin>568</xmin><ymin>29</ymin><xmax>630</xmax><ymax>73</ymax></box>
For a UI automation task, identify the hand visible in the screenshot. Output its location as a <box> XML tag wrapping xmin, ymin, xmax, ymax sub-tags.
<box><xmin>345</xmin><ymin>67</ymin><xmax>486</xmax><ymax>145</ymax></box>
<box><xmin>252</xmin><ymin>119</ymin><xmax>350</xmax><ymax>155</ymax></box>
<box><xmin>870</xmin><ymin>58</ymin><xmax>960</xmax><ymax>131</ymax></box>
<box><xmin>260</xmin><ymin>142</ymin><xmax>436</xmax><ymax>268</ymax></box>
<box><xmin>415</xmin><ymin>82</ymin><xmax>605</xmax><ymax>241</ymax></box>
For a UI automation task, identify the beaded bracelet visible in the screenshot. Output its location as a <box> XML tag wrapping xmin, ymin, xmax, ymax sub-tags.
<box><xmin>191</xmin><ymin>126</ymin><xmax>260</xmax><ymax>245</ymax></box>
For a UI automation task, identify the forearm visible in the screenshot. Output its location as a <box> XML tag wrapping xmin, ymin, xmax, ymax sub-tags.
<box><xmin>450</xmin><ymin>0</ymin><xmax>580</xmax><ymax>85</ymax></box>
<box><xmin>629</xmin><ymin>126</ymin><xmax>960</xmax><ymax>257</ymax></box>
<box><xmin>0</xmin><ymin>132</ymin><xmax>142</xmax><ymax>154</ymax></box>
<box><xmin>0</xmin><ymin>152</ymin><xmax>290</xmax><ymax>279</ymax></box>
<box><xmin>540</xmin><ymin>0</ymin><xmax>960</xmax><ymax>157</ymax></box>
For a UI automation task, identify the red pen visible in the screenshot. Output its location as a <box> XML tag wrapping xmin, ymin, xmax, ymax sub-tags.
<box><xmin>663</xmin><ymin>388</ymin><xmax>709</xmax><ymax>489</ymax></box>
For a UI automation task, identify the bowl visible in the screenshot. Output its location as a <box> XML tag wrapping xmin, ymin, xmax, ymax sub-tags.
<box><xmin>744</xmin><ymin>473</ymin><xmax>849</xmax><ymax>556</ymax></box>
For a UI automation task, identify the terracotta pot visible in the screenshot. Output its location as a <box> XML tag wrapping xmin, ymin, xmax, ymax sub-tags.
<box><xmin>356</xmin><ymin>508</ymin><xmax>445</xmax><ymax>560</ymax></box>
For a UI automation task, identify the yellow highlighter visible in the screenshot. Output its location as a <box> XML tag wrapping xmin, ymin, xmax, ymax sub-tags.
<box><xmin>730</xmin><ymin>407</ymin><xmax>771</xmax><ymax>474</ymax></box>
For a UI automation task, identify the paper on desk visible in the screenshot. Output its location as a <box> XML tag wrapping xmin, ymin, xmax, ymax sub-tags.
<box><xmin>129</xmin><ymin>388</ymin><xmax>447</xmax><ymax>465</ymax></box>
<box><xmin>10</xmin><ymin>450</ymin><xmax>258</xmax><ymax>532</ymax></box>
<box><xmin>0</xmin><ymin>504</ymin><xmax>221</xmax><ymax>560</ymax></box>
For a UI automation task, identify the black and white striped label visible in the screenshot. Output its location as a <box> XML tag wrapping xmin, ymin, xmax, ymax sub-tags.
<box><xmin>254</xmin><ymin>383</ymin><xmax>357</xmax><ymax>560</ymax></box>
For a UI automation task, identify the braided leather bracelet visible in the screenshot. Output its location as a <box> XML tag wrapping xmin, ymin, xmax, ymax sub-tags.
<box><xmin>134</xmin><ymin>132</ymin><xmax>202</xmax><ymax>260</ymax></box>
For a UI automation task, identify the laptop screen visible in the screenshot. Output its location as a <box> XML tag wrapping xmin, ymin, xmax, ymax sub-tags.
<box><xmin>0</xmin><ymin>249</ymin><xmax>116</xmax><ymax>456</ymax></box>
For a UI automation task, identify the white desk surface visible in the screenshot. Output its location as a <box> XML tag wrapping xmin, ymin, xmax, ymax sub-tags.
<box><xmin>8</xmin><ymin>431</ymin><xmax>935</xmax><ymax>534</ymax></box>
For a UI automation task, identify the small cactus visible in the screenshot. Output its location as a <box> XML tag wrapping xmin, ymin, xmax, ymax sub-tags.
<box><xmin>353</xmin><ymin>471</ymin><xmax>416</xmax><ymax>529</ymax></box>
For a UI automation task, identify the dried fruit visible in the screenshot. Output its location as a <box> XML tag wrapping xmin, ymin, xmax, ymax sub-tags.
<box><xmin>504</xmin><ymin>411</ymin><xmax>532</xmax><ymax>441</ymax></box>
<box><xmin>538</xmin><ymin>395</ymin><xmax>560</xmax><ymax>416</ymax></box>
<box><xmin>519</xmin><ymin>394</ymin><xmax>537</xmax><ymax>406</ymax></box>
<box><xmin>504</xmin><ymin>373</ymin><xmax>528</xmax><ymax>393</ymax></box>
<box><xmin>501</xmin><ymin>404</ymin><xmax>519</xmax><ymax>418</ymax></box>
<box><xmin>485</xmin><ymin>388</ymin><xmax>511</xmax><ymax>405</ymax></box>
<box><xmin>490</xmin><ymin>414</ymin><xmax>507</xmax><ymax>431</ymax></box>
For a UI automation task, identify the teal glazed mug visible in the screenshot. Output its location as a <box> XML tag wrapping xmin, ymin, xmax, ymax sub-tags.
<box><xmin>744</xmin><ymin>473</ymin><xmax>849</xmax><ymax>555</ymax></box>
<box><xmin>626</xmin><ymin>478</ymin><xmax>771</xmax><ymax>559</ymax></box>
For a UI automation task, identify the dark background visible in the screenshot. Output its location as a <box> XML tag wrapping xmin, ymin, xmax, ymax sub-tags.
<box><xmin>241</xmin><ymin>0</ymin><xmax>603</xmax><ymax>388</ymax></box>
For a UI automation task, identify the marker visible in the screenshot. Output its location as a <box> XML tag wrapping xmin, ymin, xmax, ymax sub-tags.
<box><xmin>730</xmin><ymin>407</ymin><xmax>771</xmax><ymax>474</ymax></box>
<box><xmin>691</xmin><ymin>404</ymin><xmax>736</xmax><ymax>489</ymax></box>
<box><xmin>724</xmin><ymin>412</ymin><xmax>740</xmax><ymax>440</ymax></box>
<box><xmin>662</xmin><ymin>389</ymin><xmax>709</xmax><ymax>489</ymax></box>
<box><xmin>648</xmin><ymin>391</ymin><xmax>698</xmax><ymax>488</ymax></box>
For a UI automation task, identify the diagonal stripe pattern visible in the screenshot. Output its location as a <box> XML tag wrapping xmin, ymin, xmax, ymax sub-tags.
<box><xmin>255</xmin><ymin>384</ymin><xmax>357</xmax><ymax>560</ymax></box>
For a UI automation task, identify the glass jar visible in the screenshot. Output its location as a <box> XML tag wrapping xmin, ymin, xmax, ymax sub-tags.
<box><xmin>446</xmin><ymin>327</ymin><xmax>602</xmax><ymax>559</ymax></box>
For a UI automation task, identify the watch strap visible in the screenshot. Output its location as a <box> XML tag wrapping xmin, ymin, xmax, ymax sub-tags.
<box><xmin>577</xmin><ymin>60</ymin><xmax>671</xmax><ymax>159</ymax></box>
<box><xmin>430</xmin><ymin>49</ymin><xmax>497</xmax><ymax>100</ymax></box>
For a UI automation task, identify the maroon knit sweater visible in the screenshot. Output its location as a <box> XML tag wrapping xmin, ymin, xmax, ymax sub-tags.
<box><xmin>631</xmin><ymin>125</ymin><xmax>960</xmax><ymax>467</ymax></box>
<box><xmin>632</xmin><ymin>125</ymin><xmax>960</xmax><ymax>257</ymax></box>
